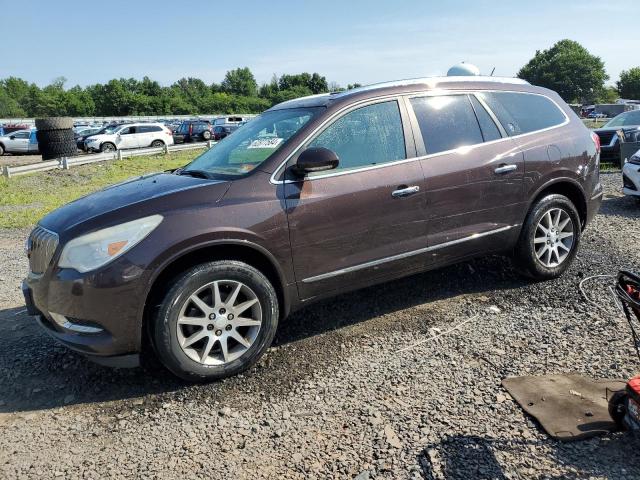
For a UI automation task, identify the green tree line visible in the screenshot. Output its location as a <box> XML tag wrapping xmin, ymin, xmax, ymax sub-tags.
<box><xmin>1</xmin><ymin>40</ymin><xmax>639</xmax><ymax>118</ymax></box>
<box><xmin>0</xmin><ymin>68</ymin><xmax>340</xmax><ymax>118</ymax></box>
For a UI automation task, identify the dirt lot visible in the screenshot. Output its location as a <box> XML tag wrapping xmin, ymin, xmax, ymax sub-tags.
<box><xmin>1</xmin><ymin>173</ymin><xmax>640</xmax><ymax>479</ymax></box>
<box><xmin>0</xmin><ymin>154</ymin><xmax>46</xmax><ymax>168</ymax></box>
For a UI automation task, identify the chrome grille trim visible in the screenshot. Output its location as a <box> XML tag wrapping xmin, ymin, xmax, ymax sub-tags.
<box><xmin>28</xmin><ymin>226</ymin><xmax>59</xmax><ymax>274</ymax></box>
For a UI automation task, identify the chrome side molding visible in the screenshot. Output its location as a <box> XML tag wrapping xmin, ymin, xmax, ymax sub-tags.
<box><xmin>301</xmin><ymin>225</ymin><xmax>515</xmax><ymax>283</ymax></box>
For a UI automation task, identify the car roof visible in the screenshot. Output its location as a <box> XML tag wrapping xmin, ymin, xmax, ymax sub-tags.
<box><xmin>268</xmin><ymin>76</ymin><xmax>533</xmax><ymax>111</ymax></box>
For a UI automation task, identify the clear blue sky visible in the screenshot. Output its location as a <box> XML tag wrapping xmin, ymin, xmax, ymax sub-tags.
<box><xmin>1</xmin><ymin>0</ymin><xmax>634</xmax><ymax>88</ymax></box>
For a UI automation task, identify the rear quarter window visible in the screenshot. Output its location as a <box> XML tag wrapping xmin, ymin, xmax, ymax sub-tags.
<box><xmin>477</xmin><ymin>91</ymin><xmax>566</xmax><ymax>136</ymax></box>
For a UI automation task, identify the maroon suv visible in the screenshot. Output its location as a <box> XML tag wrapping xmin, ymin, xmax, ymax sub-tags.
<box><xmin>22</xmin><ymin>76</ymin><xmax>603</xmax><ymax>381</ymax></box>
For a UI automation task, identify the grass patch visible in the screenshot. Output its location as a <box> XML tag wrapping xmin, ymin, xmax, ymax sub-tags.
<box><xmin>0</xmin><ymin>150</ymin><xmax>201</xmax><ymax>229</ymax></box>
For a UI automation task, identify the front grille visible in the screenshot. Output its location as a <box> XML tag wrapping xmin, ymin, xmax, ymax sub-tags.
<box><xmin>623</xmin><ymin>174</ymin><xmax>637</xmax><ymax>191</ymax></box>
<box><xmin>28</xmin><ymin>226</ymin><xmax>59</xmax><ymax>274</ymax></box>
<box><xmin>596</xmin><ymin>131</ymin><xmax>616</xmax><ymax>146</ymax></box>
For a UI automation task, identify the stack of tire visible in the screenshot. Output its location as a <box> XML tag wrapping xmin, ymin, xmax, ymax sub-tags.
<box><xmin>35</xmin><ymin>117</ymin><xmax>78</xmax><ymax>161</ymax></box>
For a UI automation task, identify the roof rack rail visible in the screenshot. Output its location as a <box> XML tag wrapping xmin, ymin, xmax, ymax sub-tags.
<box><xmin>333</xmin><ymin>76</ymin><xmax>530</xmax><ymax>96</ymax></box>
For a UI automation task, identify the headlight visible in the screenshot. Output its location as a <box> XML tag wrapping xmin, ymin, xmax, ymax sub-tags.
<box><xmin>58</xmin><ymin>215</ymin><xmax>163</xmax><ymax>273</ymax></box>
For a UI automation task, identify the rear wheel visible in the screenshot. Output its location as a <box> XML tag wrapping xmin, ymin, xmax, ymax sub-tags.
<box><xmin>514</xmin><ymin>194</ymin><xmax>581</xmax><ymax>280</ymax></box>
<box><xmin>101</xmin><ymin>142</ymin><xmax>116</xmax><ymax>153</ymax></box>
<box><xmin>152</xmin><ymin>261</ymin><xmax>279</xmax><ymax>382</ymax></box>
<box><xmin>151</xmin><ymin>140</ymin><xmax>164</xmax><ymax>148</ymax></box>
<box><xmin>0</xmin><ymin>144</ymin><xmax>4</xmax><ymax>156</ymax></box>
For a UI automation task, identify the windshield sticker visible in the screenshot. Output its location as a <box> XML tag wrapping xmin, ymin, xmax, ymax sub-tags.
<box><xmin>248</xmin><ymin>137</ymin><xmax>283</xmax><ymax>149</ymax></box>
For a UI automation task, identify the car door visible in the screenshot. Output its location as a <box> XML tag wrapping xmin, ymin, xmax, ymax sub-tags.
<box><xmin>7</xmin><ymin>130</ymin><xmax>31</xmax><ymax>153</ymax></box>
<box><xmin>117</xmin><ymin>126</ymin><xmax>140</xmax><ymax>149</ymax></box>
<box><xmin>282</xmin><ymin>98</ymin><xmax>429</xmax><ymax>300</ymax></box>
<box><xmin>406</xmin><ymin>93</ymin><xmax>524</xmax><ymax>266</ymax></box>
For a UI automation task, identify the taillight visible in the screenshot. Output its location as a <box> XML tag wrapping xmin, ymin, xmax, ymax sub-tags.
<box><xmin>189</xmin><ymin>124</ymin><xmax>193</xmax><ymax>135</ymax></box>
<box><xmin>591</xmin><ymin>131</ymin><xmax>601</xmax><ymax>153</ymax></box>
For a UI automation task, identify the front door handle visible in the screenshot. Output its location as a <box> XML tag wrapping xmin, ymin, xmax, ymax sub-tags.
<box><xmin>494</xmin><ymin>164</ymin><xmax>517</xmax><ymax>174</ymax></box>
<box><xmin>392</xmin><ymin>185</ymin><xmax>420</xmax><ymax>198</ymax></box>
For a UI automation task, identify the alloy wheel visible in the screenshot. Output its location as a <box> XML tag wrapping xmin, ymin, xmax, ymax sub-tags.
<box><xmin>176</xmin><ymin>280</ymin><xmax>262</xmax><ymax>365</ymax></box>
<box><xmin>534</xmin><ymin>207</ymin><xmax>574</xmax><ymax>268</ymax></box>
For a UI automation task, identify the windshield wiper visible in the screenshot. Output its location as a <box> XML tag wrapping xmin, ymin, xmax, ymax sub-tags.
<box><xmin>177</xmin><ymin>169</ymin><xmax>213</xmax><ymax>179</ymax></box>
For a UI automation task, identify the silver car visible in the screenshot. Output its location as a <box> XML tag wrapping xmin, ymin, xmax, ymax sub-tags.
<box><xmin>0</xmin><ymin>129</ymin><xmax>39</xmax><ymax>155</ymax></box>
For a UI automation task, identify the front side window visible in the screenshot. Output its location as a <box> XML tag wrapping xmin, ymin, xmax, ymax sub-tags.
<box><xmin>410</xmin><ymin>95</ymin><xmax>483</xmax><ymax>155</ymax></box>
<box><xmin>477</xmin><ymin>91</ymin><xmax>566</xmax><ymax>136</ymax></box>
<box><xmin>184</xmin><ymin>107</ymin><xmax>320</xmax><ymax>178</ymax></box>
<box><xmin>119</xmin><ymin>126</ymin><xmax>136</xmax><ymax>135</ymax></box>
<box><xmin>13</xmin><ymin>131</ymin><xmax>30</xmax><ymax>139</ymax></box>
<box><xmin>308</xmin><ymin>100</ymin><xmax>406</xmax><ymax>173</ymax></box>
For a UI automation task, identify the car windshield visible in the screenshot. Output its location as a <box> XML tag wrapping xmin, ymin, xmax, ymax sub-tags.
<box><xmin>96</xmin><ymin>124</ymin><xmax>122</xmax><ymax>135</ymax></box>
<box><xmin>183</xmin><ymin>107</ymin><xmax>321</xmax><ymax>178</ymax></box>
<box><xmin>604</xmin><ymin>111</ymin><xmax>640</xmax><ymax>128</ymax></box>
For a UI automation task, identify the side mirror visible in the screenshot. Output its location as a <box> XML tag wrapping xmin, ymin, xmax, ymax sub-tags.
<box><xmin>9</xmin><ymin>135</ymin><xmax>15</xmax><ymax>140</ymax></box>
<box><xmin>293</xmin><ymin>147</ymin><xmax>339</xmax><ymax>176</ymax></box>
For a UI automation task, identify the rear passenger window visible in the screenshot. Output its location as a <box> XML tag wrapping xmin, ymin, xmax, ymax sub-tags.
<box><xmin>410</xmin><ymin>95</ymin><xmax>483</xmax><ymax>155</ymax></box>
<box><xmin>477</xmin><ymin>91</ymin><xmax>566</xmax><ymax>136</ymax></box>
<box><xmin>470</xmin><ymin>96</ymin><xmax>502</xmax><ymax>142</ymax></box>
<box><xmin>308</xmin><ymin>100</ymin><xmax>406</xmax><ymax>173</ymax></box>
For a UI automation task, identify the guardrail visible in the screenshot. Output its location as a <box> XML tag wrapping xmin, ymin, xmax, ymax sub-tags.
<box><xmin>1</xmin><ymin>141</ymin><xmax>215</xmax><ymax>179</ymax></box>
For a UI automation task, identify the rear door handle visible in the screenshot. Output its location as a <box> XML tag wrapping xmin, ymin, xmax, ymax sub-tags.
<box><xmin>392</xmin><ymin>185</ymin><xmax>420</xmax><ymax>198</ymax></box>
<box><xmin>494</xmin><ymin>164</ymin><xmax>517</xmax><ymax>174</ymax></box>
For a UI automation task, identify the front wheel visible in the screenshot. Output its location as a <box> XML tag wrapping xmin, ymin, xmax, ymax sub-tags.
<box><xmin>152</xmin><ymin>261</ymin><xmax>279</xmax><ymax>382</ymax></box>
<box><xmin>101</xmin><ymin>142</ymin><xmax>116</xmax><ymax>153</ymax></box>
<box><xmin>514</xmin><ymin>194</ymin><xmax>581</xmax><ymax>280</ymax></box>
<box><xmin>0</xmin><ymin>144</ymin><xmax>4</xmax><ymax>156</ymax></box>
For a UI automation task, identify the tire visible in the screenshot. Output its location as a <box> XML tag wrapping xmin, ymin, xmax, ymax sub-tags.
<box><xmin>202</xmin><ymin>130</ymin><xmax>212</xmax><ymax>141</ymax></box>
<box><xmin>0</xmin><ymin>144</ymin><xmax>4</xmax><ymax>156</ymax></box>
<box><xmin>36</xmin><ymin>129</ymin><xmax>75</xmax><ymax>144</ymax></box>
<box><xmin>35</xmin><ymin>117</ymin><xmax>74</xmax><ymax>131</ymax></box>
<box><xmin>608</xmin><ymin>390</ymin><xmax>627</xmax><ymax>429</ymax></box>
<box><xmin>100</xmin><ymin>142</ymin><xmax>116</xmax><ymax>153</ymax></box>
<box><xmin>152</xmin><ymin>260</ymin><xmax>279</xmax><ymax>382</ymax></box>
<box><xmin>40</xmin><ymin>141</ymin><xmax>79</xmax><ymax>160</ymax></box>
<box><xmin>151</xmin><ymin>140</ymin><xmax>164</xmax><ymax>148</ymax></box>
<box><xmin>514</xmin><ymin>194</ymin><xmax>581</xmax><ymax>280</ymax></box>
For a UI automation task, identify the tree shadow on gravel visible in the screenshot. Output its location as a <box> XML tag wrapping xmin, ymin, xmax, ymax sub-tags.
<box><xmin>418</xmin><ymin>433</ymin><xmax>640</xmax><ymax>479</ymax></box>
<box><xmin>0</xmin><ymin>256</ymin><xmax>530</xmax><ymax>414</ymax></box>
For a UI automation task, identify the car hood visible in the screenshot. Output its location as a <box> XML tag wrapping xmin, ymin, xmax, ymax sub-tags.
<box><xmin>39</xmin><ymin>172</ymin><xmax>230</xmax><ymax>233</ymax></box>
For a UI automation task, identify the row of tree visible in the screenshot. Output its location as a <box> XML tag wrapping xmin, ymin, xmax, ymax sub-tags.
<box><xmin>517</xmin><ymin>40</ymin><xmax>640</xmax><ymax>104</ymax></box>
<box><xmin>1</xmin><ymin>40</ymin><xmax>639</xmax><ymax>118</ymax></box>
<box><xmin>0</xmin><ymin>69</ymin><xmax>352</xmax><ymax>118</ymax></box>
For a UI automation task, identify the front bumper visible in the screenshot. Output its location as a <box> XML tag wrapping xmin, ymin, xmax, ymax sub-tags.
<box><xmin>22</xmin><ymin>253</ymin><xmax>148</xmax><ymax>362</ymax></box>
<box><xmin>623</xmin><ymin>162</ymin><xmax>640</xmax><ymax>197</ymax></box>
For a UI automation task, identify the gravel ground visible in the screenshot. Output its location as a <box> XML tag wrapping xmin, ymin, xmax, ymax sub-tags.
<box><xmin>1</xmin><ymin>173</ymin><xmax>640</xmax><ymax>479</ymax></box>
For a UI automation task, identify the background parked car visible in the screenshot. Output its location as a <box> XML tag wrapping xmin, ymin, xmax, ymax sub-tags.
<box><xmin>172</xmin><ymin>120</ymin><xmax>214</xmax><ymax>144</ymax></box>
<box><xmin>213</xmin><ymin>115</ymin><xmax>248</xmax><ymax>125</ymax></box>
<box><xmin>594</xmin><ymin>110</ymin><xmax>640</xmax><ymax>166</ymax></box>
<box><xmin>0</xmin><ymin>128</ymin><xmax>39</xmax><ymax>155</ymax></box>
<box><xmin>212</xmin><ymin>124</ymin><xmax>238</xmax><ymax>140</ymax></box>
<box><xmin>74</xmin><ymin>127</ymin><xmax>102</xmax><ymax>150</ymax></box>
<box><xmin>78</xmin><ymin>123</ymin><xmax>124</xmax><ymax>152</ymax></box>
<box><xmin>84</xmin><ymin>123</ymin><xmax>173</xmax><ymax>152</ymax></box>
